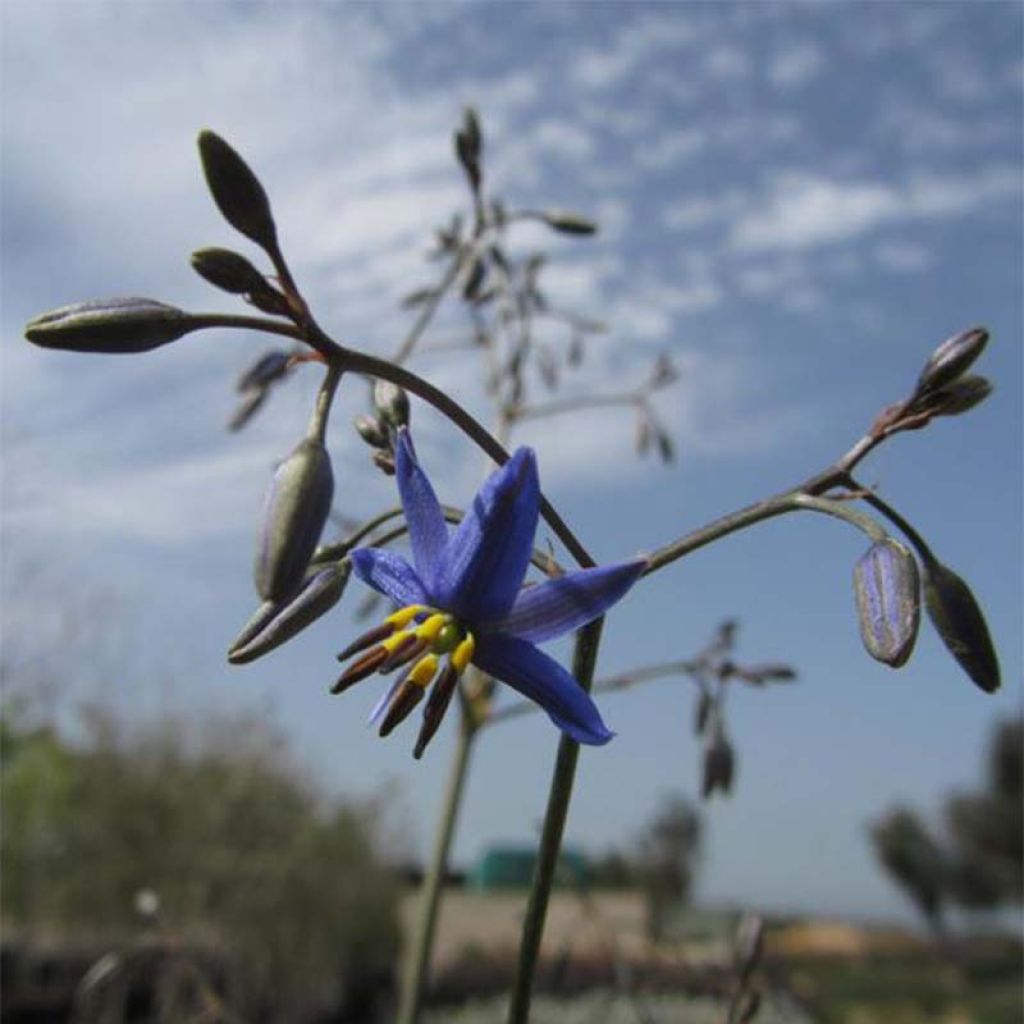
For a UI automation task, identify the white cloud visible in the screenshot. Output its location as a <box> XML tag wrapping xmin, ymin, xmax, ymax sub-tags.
<box><xmin>875</xmin><ymin>241</ymin><xmax>932</xmax><ymax>273</ymax></box>
<box><xmin>730</xmin><ymin>167</ymin><xmax>1021</xmax><ymax>251</ymax></box>
<box><xmin>704</xmin><ymin>45</ymin><xmax>752</xmax><ymax>81</ymax></box>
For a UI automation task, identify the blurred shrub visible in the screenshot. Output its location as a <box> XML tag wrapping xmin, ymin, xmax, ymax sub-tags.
<box><xmin>2</xmin><ymin>705</ymin><xmax>399</xmax><ymax>1020</ymax></box>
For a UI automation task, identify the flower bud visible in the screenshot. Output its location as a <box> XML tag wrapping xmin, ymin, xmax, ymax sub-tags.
<box><xmin>923</xmin><ymin>559</ymin><xmax>1000</xmax><ymax>693</ymax></box>
<box><xmin>693</xmin><ymin>690</ymin><xmax>712</xmax><ymax>736</ymax></box>
<box><xmin>454</xmin><ymin>107</ymin><xmax>483</xmax><ymax>192</ymax></box>
<box><xmin>853</xmin><ymin>539</ymin><xmax>920</xmax><ymax>668</ymax></box>
<box><xmin>916</xmin><ymin>327</ymin><xmax>988</xmax><ymax>395</ymax></box>
<box><xmin>929</xmin><ymin>375</ymin><xmax>993</xmax><ymax>418</ymax></box>
<box><xmin>25</xmin><ymin>298</ymin><xmax>196</xmax><ymax>354</ymax></box>
<box><xmin>228</xmin><ymin>388</ymin><xmax>267</xmax><ymax>432</ymax></box>
<box><xmin>354</xmin><ymin>414</ymin><xmax>389</xmax><ymax>449</ymax></box>
<box><xmin>229</xmin><ymin>563</ymin><xmax>349</xmax><ymax>664</ymax></box>
<box><xmin>254</xmin><ymin>438</ymin><xmax>334</xmax><ymax>602</ymax></box>
<box><xmin>237</xmin><ymin>350</ymin><xmax>291</xmax><ymax>392</ymax></box>
<box><xmin>736</xmin><ymin>663</ymin><xmax>797</xmax><ymax>685</ymax></box>
<box><xmin>541</xmin><ymin>210</ymin><xmax>598</xmax><ymax>236</ymax></box>
<box><xmin>197</xmin><ymin>130</ymin><xmax>277</xmax><ymax>249</ymax></box>
<box><xmin>701</xmin><ymin>728</ymin><xmax>735</xmax><ymax>799</ymax></box>
<box><xmin>373</xmin><ymin>379</ymin><xmax>411</xmax><ymax>429</ymax></box>
<box><xmin>191</xmin><ymin>247</ymin><xmax>269</xmax><ymax>295</ymax></box>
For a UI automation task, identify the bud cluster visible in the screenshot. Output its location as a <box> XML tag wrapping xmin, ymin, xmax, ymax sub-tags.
<box><xmin>352</xmin><ymin>379</ymin><xmax>412</xmax><ymax>476</ymax></box>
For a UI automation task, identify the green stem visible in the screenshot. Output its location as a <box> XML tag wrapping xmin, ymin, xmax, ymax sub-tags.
<box><xmin>506</xmin><ymin>617</ymin><xmax>605</xmax><ymax>1024</ymax></box>
<box><xmin>395</xmin><ymin>710</ymin><xmax>476</xmax><ymax>1024</ymax></box>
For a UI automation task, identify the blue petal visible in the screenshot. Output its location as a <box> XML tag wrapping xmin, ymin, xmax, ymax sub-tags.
<box><xmin>473</xmin><ymin>633</ymin><xmax>614</xmax><ymax>745</ymax></box>
<box><xmin>350</xmin><ymin>548</ymin><xmax>427</xmax><ymax>608</ymax></box>
<box><xmin>395</xmin><ymin>429</ymin><xmax>448</xmax><ymax>592</ymax></box>
<box><xmin>493</xmin><ymin>559</ymin><xmax>646</xmax><ymax>644</ymax></box>
<box><xmin>435</xmin><ymin>448</ymin><xmax>539</xmax><ymax>623</ymax></box>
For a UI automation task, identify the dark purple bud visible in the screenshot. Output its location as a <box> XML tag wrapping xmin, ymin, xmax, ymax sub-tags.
<box><xmin>929</xmin><ymin>375</ymin><xmax>993</xmax><ymax>418</ymax></box>
<box><xmin>254</xmin><ymin>438</ymin><xmax>334</xmax><ymax>602</ymax></box>
<box><xmin>237</xmin><ymin>351</ymin><xmax>291</xmax><ymax>392</ymax></box>
<box><xmin>737</xmin><ymin>663</ymin><xmax>797</xmax><ymax>685</ymax></box>
<box><xmin>197</xmin><ymin>130</ymin><xmax>277</xmax><ymax>249</ymax></box>
<box><xmin>25</xmin><ymin>298</ymin><xmax>196</xmax><ymax>354</ymax></box>
<box><xmin>228</xmin><ymin>388</ymin><xmax>267</xmax><ymax>432</ymax></box>
<box><xmin>229</xmin><ymin>564</ymin><xmax>349</xmax><ymax>664</ymax></box>
<box><xmin>702</xmin><ymin>728</ymin><xmax>735</xmax><ymax>799</ymax></box>
<box><xmin>191</xmin><ymin>247</ymin><xmax>270</xmax><ymax>296</ymax></box>
<box><xmin>923</xmin><ymin>559</ymin><xmax>1000</xmax><ymax>693</ymax></box>
<box><xmin>916</xmin><ymin>327</ymin><xmax>988</xmax><ymax>395</ymax></box>
<box><xmin>853</xmin><ymin>539</ymin><xmax>921</xmax><ymax>668</ymax></box>
<box><xmin>454</xmin><ymin>107</ymin><xmax>482</xmax><ymax>192</ymax></box>
<box><xmin>541</xmin><ymin>210</ymin><xmax>598</xmax><ymax>236</ymax></box>
<box><xmin>373</xmin><ymin>379</ymin><xmax>411</xmax><ymax>429</ymax></box>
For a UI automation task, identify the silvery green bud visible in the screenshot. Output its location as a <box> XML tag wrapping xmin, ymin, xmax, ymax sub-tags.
<box><xmin>924</xmin><ymin>559</ymin><xmax>1000</xmax><ymax>693</ymax></box>
<box><xmin>191</xmin><ymin>247</ymin><xmax>270</xmax><ymax>295</ymax></box>
<box><xmin>853</xmin><ymin>539</ymin><xmax>920</xmax><ymax>668</ymax></box>
<box><xmin>198</xmin><ymin>130</ymin><xmax>277</xmax><ymax>249</ymax></box>
<box><xmin>929</xmin><ymin>375</ymin><xmax>993</xmax><ymax>417</ymax></box>
<box><xmin>373</xmin><ymin>379</ymin><xmax>411</xmax><ymax>429</ymax></box>
<box><xmin>25</xmin><ymin>298</ymin><xmax>196</xmax><ymax>354</ymax></box>
<box><xmin>541</xmin><ymin>210</ymin><xmax>598</xmax><ymax>236</ymax></box>
<box><xmin>255</xmin><ymin>438</ymin><xmax>334</xmax><ymax>602</ymax></box>
<box><xmin>916</xmin><ymin>327</ymin><xmax>988</xmax><ymax>395</ymax></box>
<box><xmin>354</xmin><ymin>414</ymin><xmax>389</xmax><ymax>449</ymax></box>
<box><xmin>229</xmin><ymin>563</ymin><xmax>349</xmax><ymax>664</ymax></box>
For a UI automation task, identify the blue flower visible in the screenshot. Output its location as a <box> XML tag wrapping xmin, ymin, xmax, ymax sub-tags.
<box><xmin>336</xmin><ymin>429</ymin><xmax>645</xmax><ymax>757</ymax></box>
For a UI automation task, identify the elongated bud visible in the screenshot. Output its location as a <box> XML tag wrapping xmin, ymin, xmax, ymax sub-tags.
<box><xmin>736</xmin><ymin>663</ymin><xmax>797</xmax><ymax>685</ymax></box>
<box><xmin>237</xmin><ymin>350</ymin><xmax>291</xmax><ymax>392</ymax></box>
<box><xmin>541</xmin><ymin>210</ymin><xmax>598</xmax><ymax>236</ymax></box>
<box><xmin>192</xmin><ymin>247</ymin><xmax>268</xmax><ymax>294</ymax></box>
<box><xmin>923</xmin><ymin>559</ymin><xmax>1000</xmax><ymax>693</ymax></box>
<box><xmin>198</xmin><ymin>130</ymin><xmax>277</xmax><ymax>249</ymax></box>
<box><xmin>929</xmin><ymin>375</ymin><xmax>993</xmax><ymax>418</ymax></box>
<box><xmin>229</xmin><ymin>564</ymin><xmax>349</xmax><ymax>664</ymax></box>
<box><xmin>25</xmin><ymin>298</ymin><xmax>196</xmax><ymax>354</ymax></box>
<box><xmin>455</xmin><ymin>107</ymin><xmax>482</xmax><ymax>193</ymax></box>
<box><xmin>853</xmin><ymin>539</ymin><xmax>921</xmax><ymax>668</ymax></box>
<box><xmin>354</xmin><ymin>414</ymin><xmax>389</xmax><ymax>449</ymax></box>
<box><xmin>702</xmin><ymin>728</ymin><xmax>735</xmax><ymax>799</ymax></box>
<box><xmin>228</xmin><ymin>388</ymin><xmax>267</xmax><ymax>432</ymax></box>
<box><xmin>373</xmin><ymin>379</ymin><xmax>411</xmax><ymax>429</ymax></box>
<box><xmin>255</xmin><ymin>438</ymin><xmax>334</xmax><ymax>602</ymax></box>
<box><xmin>916</xmin><ymin>327</ymin><xmax>988</xmax><ymax>395</ymax></box>
<box><xmin>693</xmin><ymin>690</ymin><xmax>713</xmax><ymax>736</ymax></box>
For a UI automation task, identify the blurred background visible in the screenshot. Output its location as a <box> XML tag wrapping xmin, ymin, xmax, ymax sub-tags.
<box><xmin>2</xmin><ymin>2</ymin><xmax>1021</xmax><ymax>1021</ymax></box>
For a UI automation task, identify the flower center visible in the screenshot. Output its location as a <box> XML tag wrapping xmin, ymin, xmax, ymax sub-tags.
<box><xmin>333</xmin><ymin>603</ymin><xmax>477</xmax><ymax>757</ymax></box>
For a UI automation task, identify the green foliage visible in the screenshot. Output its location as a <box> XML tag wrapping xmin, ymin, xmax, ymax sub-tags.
<box><xmin>1</xmin><ymin>706</ymin><xmax>399</xmax><ymax>1019</ymax></box>
<box><xmin>638</xmin><ymin>795</ymin><xmax>703</xmax><ymax>940</ymax></box>
<box><xmin>869</xmin><ymin>808</ymin><xmax>947</xmax><ymax>929</ymax></box>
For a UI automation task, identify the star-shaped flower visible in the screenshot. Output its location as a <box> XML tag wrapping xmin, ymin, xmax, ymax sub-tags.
<box><xmin>335</xmin><ymin>429</ymin><xmax>645</xmax><ymax>757</ymax></box>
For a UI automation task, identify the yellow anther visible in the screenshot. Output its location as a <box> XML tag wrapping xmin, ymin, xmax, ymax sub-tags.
<box><xmin>408</xmin><ymin>654</ymin><xmax>439</xmax><ymax>688</ymax></box>
<box><xmin>451</xmin><ymin>632</ymin><xmax>476</xmax><ymax>674</ymax></box>
<box><xmin>414</xmin><ymin>613</ymin><xmax>448</xmax><ymax>643</ymax></box>
<box><xmin>382</xmin><ymin>631</ymin><xmax>415</xmax><ymax>655</ymax></box>
<box><xmin>385</xmin><ymin>604</ymin><xmax>427</xmax><ymax>629</ymax></box>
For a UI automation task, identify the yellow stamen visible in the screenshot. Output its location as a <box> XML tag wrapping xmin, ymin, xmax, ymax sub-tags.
<box><xmin>451</xmin><ymin>632</ymin><xmax>475</xmax><ymax>674</ymax></box>
<box><xmin>408</xmin><ymin>654</ymin><xmax>439</xmax><ymax>688</ymax></box>
<box><xmin>414</xmin><ymin>613</ymin><xmax>448</xmax><ymax>644</ymax></box>
<box><xmin>385</xmin><ymin>604</ymin><xmax>427</xmax><ymax>629</ymax></box>
<box><xmin>382</xmin><ymin>631</ymin><xmax>415</xmax><ymax>655</ymax></box>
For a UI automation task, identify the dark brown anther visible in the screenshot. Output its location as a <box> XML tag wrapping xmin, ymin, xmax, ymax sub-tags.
<box><xmin>332</xmin><ymin>645</ymin><xmax>389</xmax><ymax>694</ymax></box>
<box><xmin>337</xmin><ymin>622</ymin><xmax>394</xmax><ymax>662</ymax></box>
<box><xmin>414</xmin><ymin>664</ymin><xmax>459</xmax><ymax>759</ymax></box>
<box><xmin>378</xmin><ymin>677</ymin><xmax>426</xmax><ymax>737</ymax></box>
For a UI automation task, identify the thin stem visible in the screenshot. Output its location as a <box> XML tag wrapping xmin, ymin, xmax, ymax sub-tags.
<box><xmin>306</xmin><ymin>362</ymin><xmax>342</xmax><ymax>443</ymax></box>
<box><xmin>512</xmin><ymin>392</ymin><xmax>641</xmax><ymax>423</ymax></box>
<box><xmin>392</xmin><ymin>254</ymin><xmax>464</xmax><ymax>365</ymax></box>
<box><xmin>851</xmin><ymin>481</ymin><xmax>939</xmax><ymax>565</ymax></box>
<box><xmin>484</xmin><ymin>659</ymin><xmax>702</xmax><ymax>728</ymax></box>
<box><xmin>395</xmin><ymin>710</ymin><xmax>475</xmax><ymax>1024</ymax></box>
<box><xmin>507</xmin><ymin>617</ymin><xmax>604</xmax><ymax>1024</ymax></box>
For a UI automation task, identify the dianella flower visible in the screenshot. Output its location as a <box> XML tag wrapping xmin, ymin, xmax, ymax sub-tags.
<box><xmin>336</xmin><ymin>429</ymin><xmax>645</xmax><ymax>757</ymax></box>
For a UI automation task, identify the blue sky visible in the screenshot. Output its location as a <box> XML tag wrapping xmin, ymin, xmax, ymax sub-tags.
<box><xmin>2</xmin><ymin>2</ymin><xmax>1021</xmax><ymax>922</ymax></box>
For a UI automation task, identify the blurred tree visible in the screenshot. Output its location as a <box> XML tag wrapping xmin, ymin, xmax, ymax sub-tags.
<box><xmin>870</xmin><ymin>807</ymin><xmax>948</xmax><ymax>938</ymax></box>
<box><xmin>638</xmin><ymin>795</ymin><xmax>702</xmax><ymax>941</ymax></box>
<box><xmin>1</xmin><ymin>705</ymin><xmax>400</xmax><ymax>1022</ymax></box>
